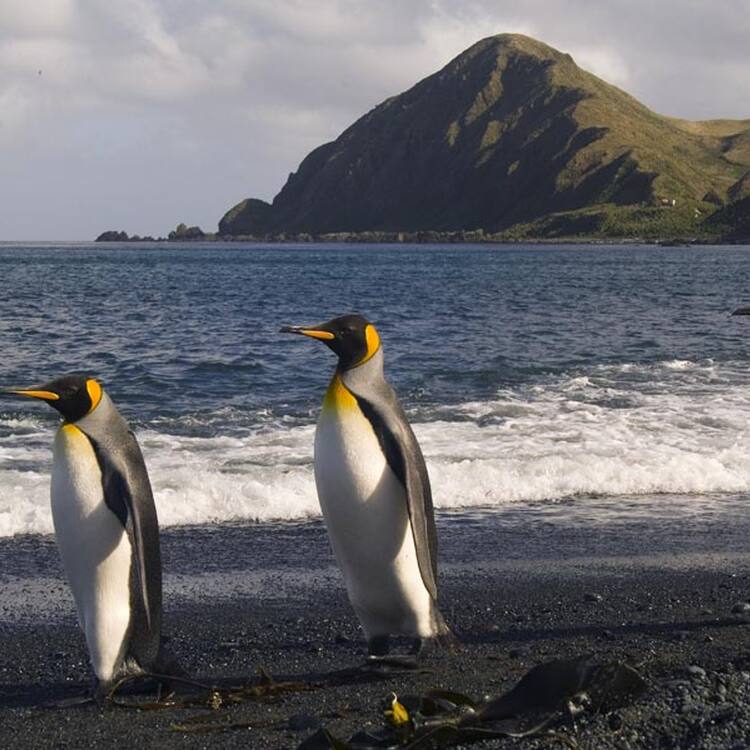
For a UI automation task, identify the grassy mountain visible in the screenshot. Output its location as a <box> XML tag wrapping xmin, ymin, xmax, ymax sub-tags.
<box><xmin>220</xmin><ymin>34</ymin><xmax>750</xmax><ymax>240</ymax></box>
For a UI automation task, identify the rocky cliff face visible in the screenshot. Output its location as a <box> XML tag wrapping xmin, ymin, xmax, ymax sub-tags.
<box><xmin>220</xmin><ymin>34</ymin><xmax>750</xmax><ymax>238</ymax></box>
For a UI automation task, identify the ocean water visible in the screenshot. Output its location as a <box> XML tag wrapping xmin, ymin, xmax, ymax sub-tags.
<box><xmin>0</xmin><ymin>242</ymin><xmax>749</xmax><ymax>538</ymax></box>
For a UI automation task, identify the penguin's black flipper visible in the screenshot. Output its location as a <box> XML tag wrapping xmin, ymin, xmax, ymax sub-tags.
<box><xmin>352</xmin><ymin>390</ymin><xmax>439</xmax><ymax>602</ymax></box>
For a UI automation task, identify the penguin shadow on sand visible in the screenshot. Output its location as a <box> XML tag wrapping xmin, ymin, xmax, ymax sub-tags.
<box><xmin>464</xmin><ymin>614</ymin><xmax>750</xmax><ymax>649</ymax></box>
<box><xmin>0</xmin><ymin>680</ymin><xmax>92</xmax><ymax>711</ymax></box>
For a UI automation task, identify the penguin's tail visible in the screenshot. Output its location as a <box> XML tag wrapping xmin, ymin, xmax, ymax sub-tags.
<box><xmin>433</xmin><ymin>609</ymin><xmax>462</xmax><ymax>652</ymax></box>
<box><xmin>155</xmin><ymin>643</ymin><xmax>186</xmax><ymax>678</ymax></box>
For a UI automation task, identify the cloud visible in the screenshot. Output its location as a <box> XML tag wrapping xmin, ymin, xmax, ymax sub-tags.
<box><xmin>0</xmin><ymin>0</ymin><xmax>76</xmax><ymax>36</ymax></box>
<box><xmin>0</xmin><ymin>0</ymin><xmax>748</xmax><ymax>239</ymax></box>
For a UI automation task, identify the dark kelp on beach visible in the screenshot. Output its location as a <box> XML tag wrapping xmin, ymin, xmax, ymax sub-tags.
<box><xmin>48</xmin><ymin>655</ymin><xmax>649</xmax><ymax>748</ymax></box>
<box><xmin>298</xmin><ymin>657</ymin><xmax>648</xmax><ymax>749</ymax></box>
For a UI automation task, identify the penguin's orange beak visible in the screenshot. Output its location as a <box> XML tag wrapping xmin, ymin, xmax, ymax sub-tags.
<box><xmin>5</xmin><ymin>388</ymin><xmax>60</xmax><ymax>401</ymax></box>
<box><xmin>280</xmin><ymin>325</ymin><xmax>335</xmax><ymax>341</ymax></box>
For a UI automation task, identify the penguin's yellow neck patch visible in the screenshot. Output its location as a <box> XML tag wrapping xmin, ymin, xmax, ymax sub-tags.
<box><xmin>355</xmin><ymin>324</ymin><xmax>380</xmax><ymax>367</ymax></box>
<box><xmin>323</xmin><ymin>373</ymin><xmax>358</xmax><ymax>412</ymax></box>
<box><xmin>59</xmin><ymin>423</ymin><xmax>92</xmax><ymax>453</ymax></box>
<box><xmin>86</xmin><ymin>379</ymin><xmax>102</xmax><ymax>413</ymax></box>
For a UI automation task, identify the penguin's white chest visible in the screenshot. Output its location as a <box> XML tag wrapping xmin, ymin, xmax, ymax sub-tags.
<box><xmin>51</xmin><ymin>425</ymin><xmax>133</xmax><ymax>682</ymax></box>
<box><xmin>314</xmin><ymin>381</ymin><xmax>434</xmax><ymax>638</ymax></box>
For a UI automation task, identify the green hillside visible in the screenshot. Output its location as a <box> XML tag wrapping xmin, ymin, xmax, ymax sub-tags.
<box><xmin>221</xmin><ymin>34</ymin><xmax>750</xmax><ymax>240</ymax></box>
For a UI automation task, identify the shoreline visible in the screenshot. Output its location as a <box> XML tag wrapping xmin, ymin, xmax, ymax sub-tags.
<box><xmin>91</xmin><ymin>234</ymin><xmax>750</xmax><ymax>246</ymax></box>
<box><xmin>5</xmin><ymin>237</ymin><xmax>748</xmax><ymax>247</ymax></box>
<box><xmin>3</xmin><ymin>498</ymin><xmax>750</xmax><ymax>747</ymax></box>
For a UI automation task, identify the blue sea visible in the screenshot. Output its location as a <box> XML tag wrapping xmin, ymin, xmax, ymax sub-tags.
<box><xmin>1</xmin><ymin>241</ymin><xmax>749</xmax><ymax>537</ymax></box>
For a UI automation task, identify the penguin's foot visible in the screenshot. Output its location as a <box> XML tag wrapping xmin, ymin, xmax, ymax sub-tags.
<box><xmin>101</xmin><ymin>669</ymin><xmax>185</xmax><ymax>705</ymax></box>
<box><xmin>367</xmin><ymin>634</ymin><xmax>426</xmax><ymax>657</ymax></box>
<box><xmin>92</xmin><ymin>677</ymin><xmax>114</xmax><ymax>706</ymax></box>
<box><xmin>364</xmin><ymin>635</ymin><xmax>425</xmax><ymax>671</ymax></box>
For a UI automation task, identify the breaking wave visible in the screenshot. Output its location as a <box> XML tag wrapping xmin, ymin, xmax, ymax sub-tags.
<box><xmin>2</xmin><ymin>358</ymin><xmax>749</xmax><ymax>537</ymax></box>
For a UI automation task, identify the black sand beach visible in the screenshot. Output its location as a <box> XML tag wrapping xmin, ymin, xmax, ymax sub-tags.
<box><xmin>3</xmin><ymin>495</ymin><xmax>750</xmax><ymax>749</ymax></box>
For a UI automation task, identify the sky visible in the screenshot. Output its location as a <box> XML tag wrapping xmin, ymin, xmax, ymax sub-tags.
<box><xmin>1</xmin><ymin>0</ymin><xmax>749</xmax><ymax>240</ymax></box>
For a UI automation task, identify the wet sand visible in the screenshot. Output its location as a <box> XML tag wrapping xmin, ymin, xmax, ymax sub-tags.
<box><xmin>2</xmin><ymin>496</ymin><xmax>750</xmax><ymax>749</ymax></box>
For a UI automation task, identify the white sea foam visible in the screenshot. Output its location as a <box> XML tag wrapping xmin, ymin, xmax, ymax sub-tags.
<box><xmin>1</xmin><ymin>359</ymin><xmax>750</xmax><ymax>537</ymax></box>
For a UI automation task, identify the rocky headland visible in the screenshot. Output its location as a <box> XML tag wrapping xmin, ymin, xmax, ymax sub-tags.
<box><xmin>97</xmin><ymin>34</ymin><xmax>749</xmax><ymax>244</ymax></box>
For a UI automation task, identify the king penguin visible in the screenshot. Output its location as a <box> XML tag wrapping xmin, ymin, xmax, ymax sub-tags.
<box><xmin>281</xmin><ymin>314</ymin><xmax>454</xmax><ymax>658</ymax></box>
<box><xmin>7</xmin><ymin>374</ymin><xmax>171</xmax><ymax>696</ymax></box>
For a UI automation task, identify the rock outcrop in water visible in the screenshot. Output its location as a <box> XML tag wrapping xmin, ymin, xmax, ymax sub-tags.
<box><xmin>220</xmin><ymin>33</ymin><xmax>750</xmax><ymax>241</ymax></box>
<box><xmin>96</xmin><ymin>230</ymin><xmax>160</xmax><ymax>242</ymax></box>
<box><xmin>168</xmin><ymin>223</ymin><xmax>206</xmax><ymax>240</ymax></box>
<box><xmin>96</xmin><ymin>230</ymin><xmax>131</xmax><ymax>242</ymax></box>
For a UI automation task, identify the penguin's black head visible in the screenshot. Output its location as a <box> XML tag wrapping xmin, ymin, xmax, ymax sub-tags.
<box><xmin>281</xmin><ymin>314</ymin><xmax>381</xmax><ymax>370</ymax></box>
<box><xmin>6</xmin><ymin>374</ymin><xmax>103</xmax><ymax>422</ymax></box>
